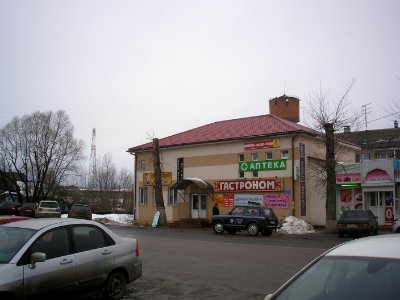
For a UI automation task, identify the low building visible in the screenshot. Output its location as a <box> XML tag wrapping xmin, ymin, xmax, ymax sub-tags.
<box><xmin>128</xmin><ymin>96</ymin><xmax>359</xmax><ymax>226</ymax></box>
<box><xmin>336</xmin><ymin>123</ymin><xmax>400</xmax><ymax>225</ymax></box>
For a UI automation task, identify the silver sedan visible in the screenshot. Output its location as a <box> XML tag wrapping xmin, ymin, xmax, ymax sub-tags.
<box><xmin>0</xmin><ymin>218</ymin><xmax>142</xmax><ymax>299</ymax></box>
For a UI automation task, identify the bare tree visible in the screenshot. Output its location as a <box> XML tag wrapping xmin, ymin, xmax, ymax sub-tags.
<box><xmin>0</xmin><ymin>110</ymin><xmax>84</xmax><ymax>202</ymax></box>
<box><xmin>153</xmin><ymin>138</ymin><xmax>167</xmax><ymax>226</ymax></box>
<box><xmin>117</xmin><ymin>168</ymin><xmax>134</xmax><ymax>212</ymax></box>
<box><xmin>304</xmin><ymin>80</ymin><xmax>361</xmax><ymax>233</ymax></box>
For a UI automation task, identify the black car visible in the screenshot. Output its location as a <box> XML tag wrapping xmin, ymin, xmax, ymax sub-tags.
<box><xmin>337</xmin><ymin>209</ymin><xmax>378</xmax><ymax>238</ymax></box>
<box><xmin>68</xmin><ymin>204</ymin><xmax>92</xmax><ymax>220</ymax></box>
<box><xmin>0</xmin><ymin>201</ymin><xmax>22</xmax><ymax>215</ymax></box>
<box><xmin>211</xmin><ymin>205</ymin><xmax>279</xmax><ymax>236</ymax></box>
<box><xmin>19</xmin><ymin>202</ymin><xmax>38</xmax><ymax>217</ymax></box>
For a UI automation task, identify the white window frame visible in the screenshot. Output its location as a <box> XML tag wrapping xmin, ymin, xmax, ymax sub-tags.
<box><xmin>139</xmin><ymin>160</ymin><xmax>146</xmax><ymax>172</ymax></box>
<box><xmin>168</xmin><ymin>188</ymin><xmax>178</xmax><ymax>206</ymax></box>
<box><xmin>139</xmin><ymin>187</ymin><xmax>148</xmax><ymax>205</ymax></box>
<box><xmin>265</xmin><ymin>151</ymin><xmax>273</xmax><ymax>160</ymax></box>
<box><xmin>281</xmin><ymin>150</ymin><xmax>289</xmax><ymax>159</ymax></box>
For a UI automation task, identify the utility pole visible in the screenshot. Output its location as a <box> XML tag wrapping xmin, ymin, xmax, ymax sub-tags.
<box><xmin>88</xmin><ymin>128</ymin><xmax>97</xmax><ymax>187</ymax></box>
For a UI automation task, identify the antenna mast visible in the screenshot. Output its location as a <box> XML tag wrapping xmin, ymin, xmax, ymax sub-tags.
<box><xmin>361</xmin><ymin>103</ymin><xmax>371</xmax><ymax>130</ymax></box>
<box><xmin>89</xmin><ymin>128</ymin><xmax>97</xmax><ymax>180</ymax></box>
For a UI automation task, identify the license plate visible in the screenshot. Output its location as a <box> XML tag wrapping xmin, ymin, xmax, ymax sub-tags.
<box><xmin>347</xmin><ymin>224</ymin><xmax>357</xmax><ymax>228</ymax></box>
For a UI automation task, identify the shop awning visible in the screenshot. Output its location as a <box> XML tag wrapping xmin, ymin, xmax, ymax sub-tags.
<box><xmin>171</xmin><ymin>177</ymin><xmax>214</xmax><ymax>198</ymax></box>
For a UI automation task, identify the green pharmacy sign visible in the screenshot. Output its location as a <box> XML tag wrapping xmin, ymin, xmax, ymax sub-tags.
<box><xmin>239</xmin><ymin>160</ymin><xmax>287</xmax><ymax>172</ymax></box>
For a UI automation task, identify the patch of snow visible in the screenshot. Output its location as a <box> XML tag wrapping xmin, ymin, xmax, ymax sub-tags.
<box><xmin>278</xmin><ymin>216</ymin><xmax>315</xmax><ymax>234</ymax></box>
<box><xmin>62</xmin><ymin>214</ymin><xmax>134</xmax><ymax>225</ymax></box>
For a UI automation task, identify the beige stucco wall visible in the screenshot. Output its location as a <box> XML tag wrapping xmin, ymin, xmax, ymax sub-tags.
<box><xmin>133</xmin><ymin>134</ymin><xmax>358</xmax><ymax>226</ymax></box>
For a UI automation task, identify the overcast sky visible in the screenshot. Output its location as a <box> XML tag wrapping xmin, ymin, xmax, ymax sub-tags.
<box><xmin>1</xmin><ymin>0</ymin><xmax>399</xmax><ymax>172</ymax></box>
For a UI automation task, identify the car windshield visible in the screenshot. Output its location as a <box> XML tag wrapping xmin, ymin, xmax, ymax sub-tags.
<box><xmin>272</xmin><ymin>256</ymin><xmax>400</xmax><ymax>300</ymax></box>
<box><xmin>0</xmin><ymin>227</ymin><xmax>37</xmax><ymax>263</ymax></box>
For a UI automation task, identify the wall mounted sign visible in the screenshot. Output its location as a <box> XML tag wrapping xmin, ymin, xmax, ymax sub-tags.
<box><xmin>143</xmin><ymin>172</ymin><xmax>172</xmax><ymax>186</ymax></box>
<box><xmin>244</xmin><ymin>139</ymin><xmax>280</xmax><ymax>150</ymax></box>
<box><xmin>214</xmin><ymin>178</ymin><xmax>283</xmax><ymax>192</ymax></box>
<box><xmin>336</xmin><ymin>173</ymin><xmax>361</xmax><ymax>184</ymax></box>
<box><xmin>299</xmin><ymin>143</ymin><xmax>306</xmax><ymax>216</ymax></box>
<box><xmin>264</xmin><ymin>191</ymin><xmax>291</xmax><ymax>208</ymax></box>
<box><xmin>239</xmin><ymin>160</ymin><xmax>287</xmax><ymax>172</ymax></box>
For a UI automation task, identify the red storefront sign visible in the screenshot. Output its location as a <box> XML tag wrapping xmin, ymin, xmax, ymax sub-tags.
<box><xmin>244</xmin><ymin>139</ymin><xmax>280</xmax><ymax>150</ymax></box>
<box><xmin>214</xmin><ymin>179</ymin><xmax>283</xmax><ymax>192</ymax></box>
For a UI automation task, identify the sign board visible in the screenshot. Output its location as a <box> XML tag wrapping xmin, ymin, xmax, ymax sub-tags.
<box><xmin>244</xmin><ymin>139</ymin><xmax>280</xmax><ymax>150</ymax></box>
<box><xmin>143</xmin><ymin>172</ymin><xmax>172</xmax><ymax>186</ymax></box>
<box><xmin>239</xmin><ymin>160</ymin><xmax>287</xmax><ymax>172</ymax></box>
<box><xmin>214</xmin><ymin>179</ymin><xmax>283</xmax><ymax>192</ymax></box>
<box><xmin>152</xmin><ymin>211</ymin><xmax>160</xmax><ymax>227</ymax></box>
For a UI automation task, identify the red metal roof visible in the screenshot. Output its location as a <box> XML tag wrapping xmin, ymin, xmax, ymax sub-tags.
<box><xmin>127</xmin><ymin>114</ymin><xmax>319</xmax><ymax>152</ymax></box>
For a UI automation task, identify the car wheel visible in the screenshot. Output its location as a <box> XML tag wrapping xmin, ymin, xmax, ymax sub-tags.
<box><xmin>396</xmin><ymin>227</ymin><xmax>400</xmax><ymax>233</ymax></box>
<box><xmin>227</xmin><ymin>229</ymin><xmax>236</xmax><ymax>235</ymax></box>
<box><xmin>213</xmin><ymin>221</ymin><xmax>224</xmax><ymax>234</ymax></box>
<box><xmin>247</xmin><ymin>223</ymin><xmax>259</xmax><ymax>236</ymax></box>
<box><xmin>104</xmin><ymin>271</ymin><xmax>126</xmax><ymax>300</ymax></box>
<box><xmin>262</xmin><ymin>228</ymin><xmax>273</xmax><ymax>236</ymax></box>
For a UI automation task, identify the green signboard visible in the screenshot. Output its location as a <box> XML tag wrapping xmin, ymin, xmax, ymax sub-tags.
<box><xmin>239</xmin><ymin>160</ymin><xmax>287</xmax><ymax>172</ymax></box>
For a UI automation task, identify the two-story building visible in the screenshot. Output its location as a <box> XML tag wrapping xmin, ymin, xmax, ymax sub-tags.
<box><xmin>336</xmin><ymin>124</ymin><xmax>400</xmax><ymax>226</ymax></box>
<box><xmin>128</xmin><ymin>96</ymin><xmax>359</xmax><ymax>226</ymax></box>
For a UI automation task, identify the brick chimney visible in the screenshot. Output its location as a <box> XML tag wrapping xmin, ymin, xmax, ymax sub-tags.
<box><xmin>269</xmin><ymin>95</ymin><xmax>300</xmax><ymax>123</ymax></box>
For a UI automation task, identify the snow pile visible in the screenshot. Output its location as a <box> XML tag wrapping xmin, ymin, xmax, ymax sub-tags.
<box><xmin>92</xmin><ymin>214</ymin><xmax>133</xmax><ymax>224</ymax></box>
<box><xmin>278</xmin><ymin>216</ymin><xmax>315</xmax><ymax>234</ymax></box>
<box><xmin>62</xmin><ymin>213</ymin><xmax>134</xmax><ymax>225</ymax></box>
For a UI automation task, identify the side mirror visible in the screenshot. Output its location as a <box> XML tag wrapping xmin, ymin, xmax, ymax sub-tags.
<box><xmin>29</xmin><ymin>252</ymin><xmax>46</xmax><ymax>269</ymax></box>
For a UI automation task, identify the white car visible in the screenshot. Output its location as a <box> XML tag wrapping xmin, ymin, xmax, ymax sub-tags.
<box><xmin>35</xmin><ymin>200</ymin><xmax>61</xmax><ymax>218</ymax></box>
<box><xmin>265</xmin><ymin>234</ymin><xmax>400</xmax><ymax>300</ymax></box>
<box><xmin>0</xmin><ymin>218</ymin><xmax>142</xmax><ymax>299</ymax></box>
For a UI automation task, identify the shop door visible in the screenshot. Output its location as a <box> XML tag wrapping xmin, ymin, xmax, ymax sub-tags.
<box><xmin>191</xmin><ymin>194</ymin><xmax>207</xmax><ymax>219</ymax></box>
<box><xmin>365</xmin><ymin>191</ymin><xmax>384</xmax><ymax>225</ymax></box>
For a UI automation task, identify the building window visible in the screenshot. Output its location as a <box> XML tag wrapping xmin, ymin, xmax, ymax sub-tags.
<box><xmin>374</xmin><ymin>152</ymin><xmax>387</xmax><ymax>159</ymax></box>
<box><xmin>139</xmin><ymin>160</ymin><xmax>146</xmax><ymax>172</ymax></box>
<box><xmin>265</xmin><ymin>151</ymin><xmax>273</xmax><ymax>160</ymax></box>
<box><xmin>281</xmin><ymin>150</ymin><xmax>289</xmax><ymax>159</ymax></box>
<box><xmin>139</xmin><ymin>187</ymin><xmax>148</xmax><ymax>205</ymax></box>
<box><xmin>252</xmin><ymin>153</ymin><xmax>258</xmax><ymax>177</ymax></box>
<box><xmin>356</xmin><ymin>153</ymin><xmax>370</xmax><ymax>162</ymax></box>
<box><xmin>168</xmin><ymin>188</ymin><xmax>177</xmax><ymax>206</ymax></box>
<box><xmin>238</xmin><ymin>154</ymin><xmax>244</xmax><ymax>178</ymax></box>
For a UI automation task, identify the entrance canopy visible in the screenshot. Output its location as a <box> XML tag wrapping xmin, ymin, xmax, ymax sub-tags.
<box><xmin>171</xmin><ymin>177</ymin><xmax>214</xmax><ymax>199</ymax></box>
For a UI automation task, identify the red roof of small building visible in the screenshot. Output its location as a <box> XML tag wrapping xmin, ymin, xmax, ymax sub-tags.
<box><xmin>127</xmin><ymin>114</ymin><xmax>320</xmax><ymax>153</ymax></box>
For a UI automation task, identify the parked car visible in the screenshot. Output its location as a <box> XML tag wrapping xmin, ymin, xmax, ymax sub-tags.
<box><xmin>35</xmin><ymin>200</ymin><xmax>61</xmax><ymax>218</ymax></box>
<box><xmin>392</xmin><ymin>219</ymin><xmax>400</xmax><ymax>233</ymax></box>
<box><xmin>211</xmin><ymin>205</ymin><xmax>279</xmax><ymax>236</ymax></box>
<box><xmin>0</xmin><ymin>201</ymin><xmax>22</xmax><ymax>216</ymax></box>
<box><xmin>336</xmin><ymin>209</ymin><xmax>378</xmax><ymax>237</ymax></box>
<box><xmin>0</xmin><ymin>218</ymin><xmax>142</xmax><ymax>299</ymax></box>
<box><xmin>264</xmin><ymin>234</ymin><xmax>400</xmax><ymax>300</ymax></box>
<box><xmin>0</xmin><ymin>216</ymin><xmax>31</xmax><ymax>224</ymax></box>
<box><xmin>19</xmin><ymin>203</ymin><xmax>38</xmax><ymax>218</ymax></box>
<box><xmin>68</xmin><ymin>204</ymin><xmax>92</xmax><ymax>220</ymax></box>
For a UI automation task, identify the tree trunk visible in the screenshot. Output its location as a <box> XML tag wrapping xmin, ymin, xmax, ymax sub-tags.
<box><xmin>324</xmin><ymin>123</ymin><xmax>337</xmax><ymax>233</ymax></box>
<box><xmin>153</xmin><ymin>138</ymin><xmax>167</xmax><ymax>226</ymax></box>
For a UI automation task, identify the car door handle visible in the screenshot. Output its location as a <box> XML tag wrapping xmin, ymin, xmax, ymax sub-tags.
<box><xmin>102</xmin><ymin>249</ymin><xmax>112</xmax><ymax>255</ymax></box>
<box><xmin>60</xmin><ymin>258</ymin><xmax>73</xmax><ymax>265</ymax></box>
